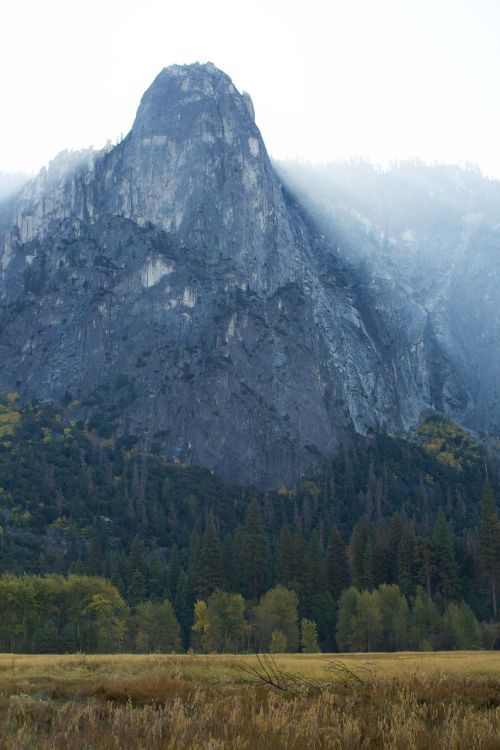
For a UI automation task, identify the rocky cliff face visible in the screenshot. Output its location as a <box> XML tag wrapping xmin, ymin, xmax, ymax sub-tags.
<box><xmin>0</xmin><ymin>65</ymin><xmax>498</xmax><ymax>487</ymax></box>
<box><xmin>277</xmin><ymin>160</ymin><xmax>500</xmax><ymax>436</ymax></box>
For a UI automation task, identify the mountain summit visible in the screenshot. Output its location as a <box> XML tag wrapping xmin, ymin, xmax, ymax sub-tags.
<box><xmin>0</xmin><ymin>64</ymin><xmax>498</xmax><ymax>487</ymax></box>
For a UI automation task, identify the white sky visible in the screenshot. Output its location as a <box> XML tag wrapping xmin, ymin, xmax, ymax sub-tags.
<box><xmin>2</xmin><ymin>0</ymin><xmax>500</xmax><ymax>176</ymax></box>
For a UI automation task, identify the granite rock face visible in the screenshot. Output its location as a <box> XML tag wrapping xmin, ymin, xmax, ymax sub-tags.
<box><xmin>277</xmin><ymin>160</ymin><xmax>500</xmax><ymax>437</ymax></box>
<box><xmin>0</xmin><ymin>65</ymin><xmax>498</xmax><ymax>487</ymax></box>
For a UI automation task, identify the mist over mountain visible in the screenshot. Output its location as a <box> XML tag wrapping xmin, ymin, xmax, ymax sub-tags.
<box><xmin>0</xmin><ymin>64</ymin><xmax>499</xmax><ymax>488</ymax></box>
<box><xmin>277</xmin><ymin>160</ymin><xmax>500</xmax><ymax>436</ymax></box>
<box><xmin>0</xmin><ymin>172</ymin><xmax>30</xmax><ymax>202</ymax></box>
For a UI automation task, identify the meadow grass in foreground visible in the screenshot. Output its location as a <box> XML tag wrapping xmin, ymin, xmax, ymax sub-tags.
<box><xmin>0</xmin><ymin>652</ymin><xmax>499</xmax><ymax>748</ymax></box>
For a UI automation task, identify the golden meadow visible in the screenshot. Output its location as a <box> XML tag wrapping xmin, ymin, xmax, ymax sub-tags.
<box><xmin>1</xmin><ymin>651</ymin><xmax>499</xmax><ymax>748</ymax></box>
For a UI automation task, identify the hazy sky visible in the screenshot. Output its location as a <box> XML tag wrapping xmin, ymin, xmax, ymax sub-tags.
<box><xmin>2</xmin><ymin>0</ymin><xmax>500</xmax><ymax>176</ymax></box>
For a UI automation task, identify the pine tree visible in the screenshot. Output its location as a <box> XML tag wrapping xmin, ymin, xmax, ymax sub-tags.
<box><xmin>343</xmin><ymin>449</ymin><xmax>356</xmax><ymax>503</ymax></box>
<box><xmin>387</xmin><ymin>514</ymin><xmax>404</xmax><ymax>583</ymax></box>
<box><xmin>302</xmin><ymin>530</ymin><xmax>326</xmax><ymax>615</ymax></box>
<box><xmin>326</xmin><ymin>525</ymin><xmax>350</xmax><ymax>600</ymax></box>
<box><xmin>311</xmin><ymin>591</ymin><xmax>336</xmax><ymax>652</ymax></box>
<box><xmin>414</xmin><ymin>536</ymin><xmax>435</xmax><ymax>599</ymax></box>
<box><xmin>275</xmin><ymin>522</ymin><xmax>294</xmax><ymax>586</ymax></box>
<box><xmin>228</xmin><ymin>527</ymin><xmax>245</xmax><ymax>593</ymax></box>
<box><xmin>109</xmin><ymin>551</ymin><xmax>127</xmax><ymax>596</ymax></box>
<box><xmin>477</xmin><ymin>483</ymin><xmax>500</xmax><ymax>619</ymax></box>
<box><xmin>397</xmin><ymin>524</ymin><xmax>415</xmax><ymax>597</ymax></box>
<box><xmin>349</xmin><ymin>518</ymin><xmax>369</xmax><ymax>589</ymax></box>
<box><xmin>167</xmin><ymin>544</ymin><xmax>182</xmax><ymax>602</ymax></box>
<box><xmin>175</xmin><ymin>572</ymin><xmax>194</xmax><ymax>649</ymax></box>
<box><xmin>148</xmin><ymin>548</ymin><xmax>166</xmax><ymax>601</ymax></box>
<box><xmin>288</xmin><ymin>527</ymin><xmax>308</xmax><ymax>616</ymax></box>
<box><xmin>186</xmin><ymin>531</ymin><xmax>202</xmax><ymax>600</ymax></box>
<box><xmin>127</xmin><ymin>536</ymin><xmax>147</xmax><ymax>607</ymax></box>
<box><xmin>89</xmin><ymin>533</ymin><xmax>103</xmax><ymax>576</ymax></box>
<box><xmin>370</xmin><ymin>523</ymin><xmax>389</xmax><ymax>587</ymax></box>
<box><xmin>336</xmin><ymin>587</ymin><xmax>360</xmax><ymax>651</ymax></box>
<box><xmin>240</xmin><ymin>500</ymin><xmax>269</xmax><ymax>600</ymax></box>
<box><xmin>196</xmin><ymin>515</ymin><xmax>225</xmax><ymax>599</ymax></box>
<box><xmin>433</xmin><ymin>510</ymin><xmax>459</xmax><ymax>603</ymax></box>
<box><xmin>362</xmin><ymin>537</ymin><xmax>375</xmax><ymax>590</ymax></box>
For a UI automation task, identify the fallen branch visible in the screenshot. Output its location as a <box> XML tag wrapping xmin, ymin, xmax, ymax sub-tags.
<box><xmin>240</xmin><ymin>653</ymin><xmax>372</xmax><ymax>694</ymax></box>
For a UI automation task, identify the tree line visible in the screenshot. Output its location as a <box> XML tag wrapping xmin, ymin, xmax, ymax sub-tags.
<box><xmin>0</xmin><ymin>574</ymin><xmax>497</xmax><ymax>654</ymax></box>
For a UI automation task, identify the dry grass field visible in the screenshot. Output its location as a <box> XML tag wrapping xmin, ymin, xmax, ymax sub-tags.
<box><xmin>0</xmin><ymin>651</ymin><xmax>499</xmax><ymax>748</ymax></box>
